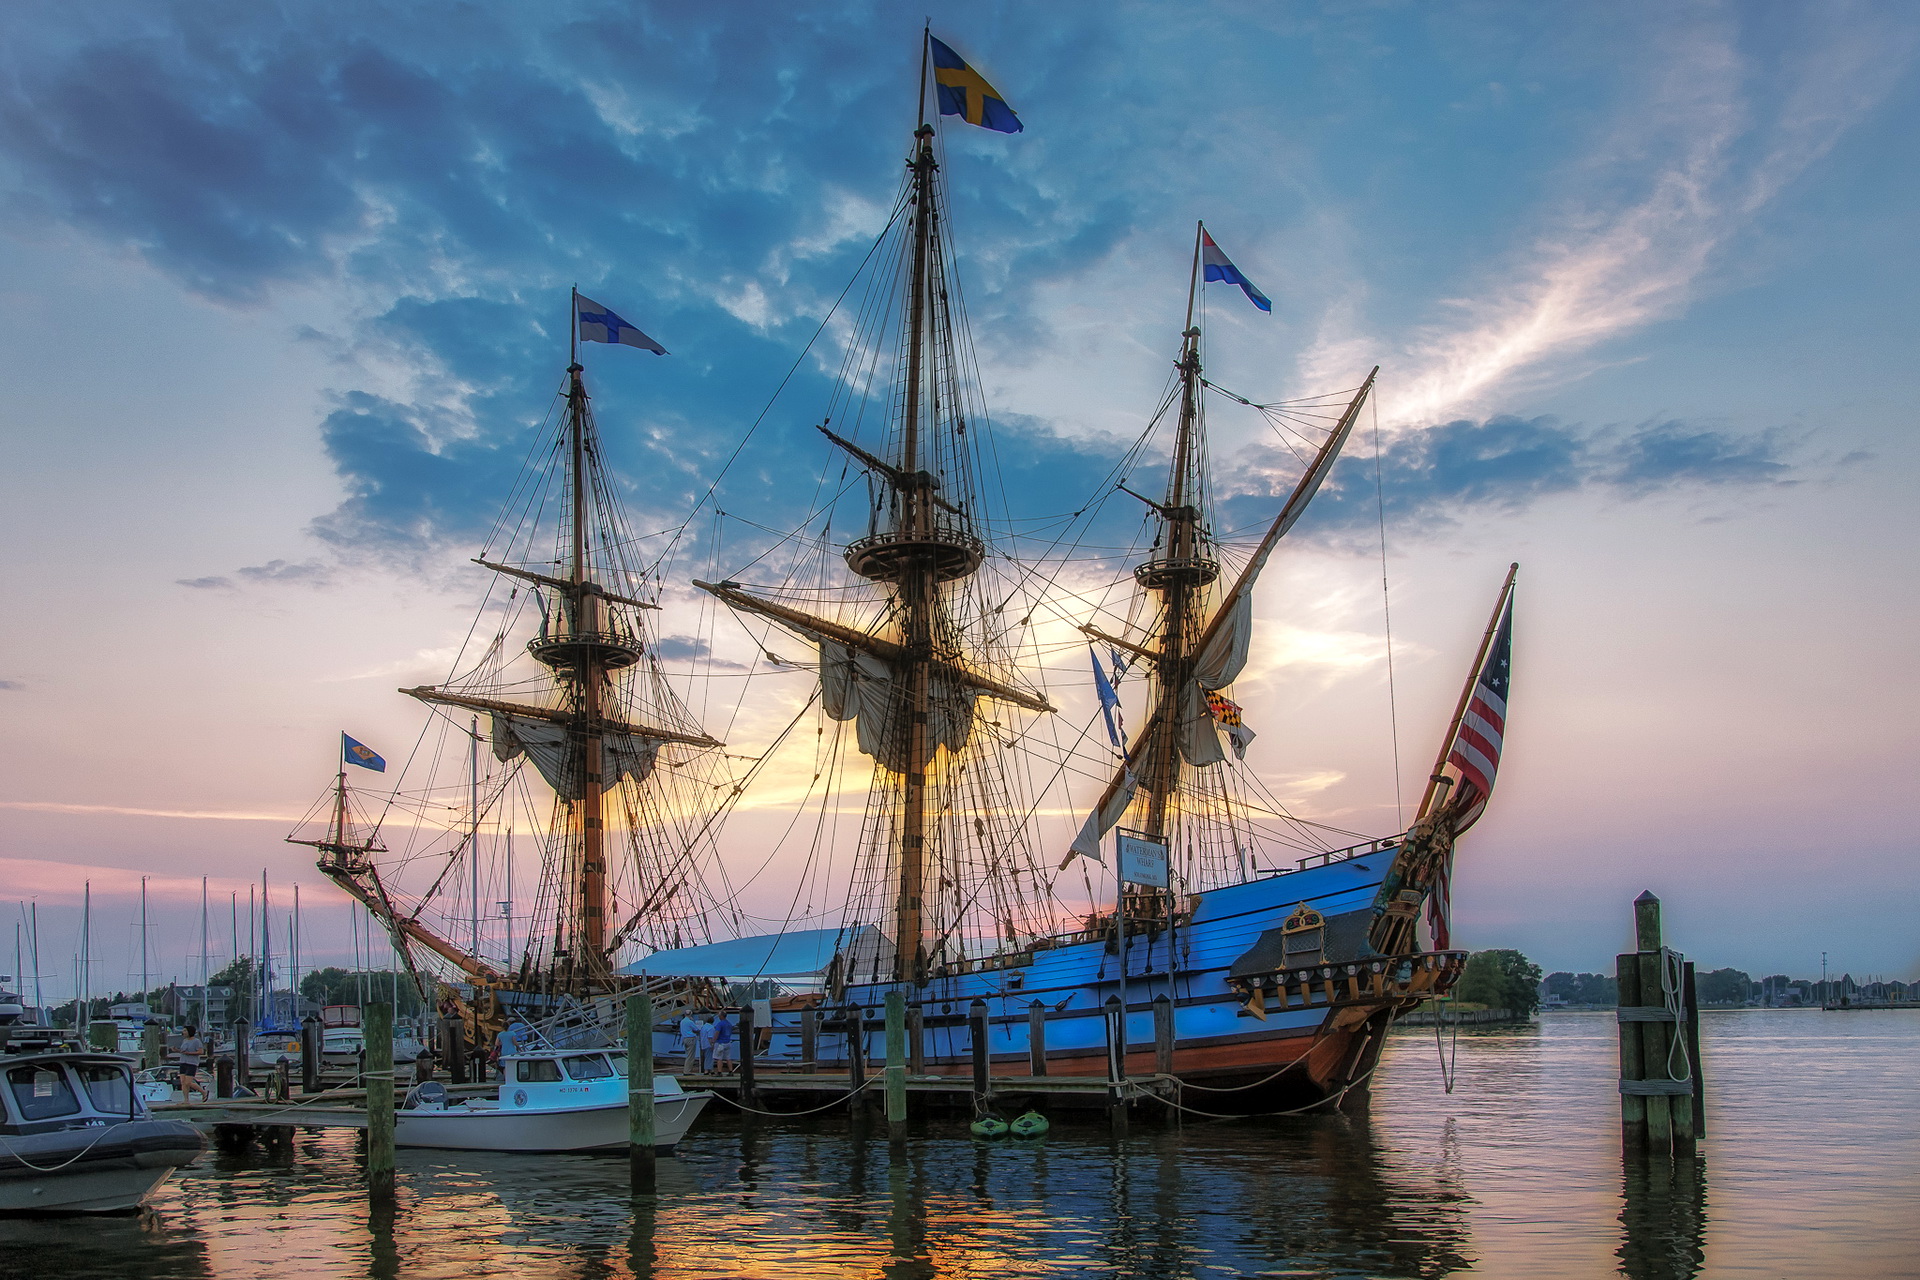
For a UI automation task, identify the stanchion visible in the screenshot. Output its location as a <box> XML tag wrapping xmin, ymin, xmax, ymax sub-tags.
<box><xmin>626</xmin><ymin>993</ymin><xmax>656</xmax><ymax>1188</ymax></box>
<box><xmin>365</xmin><ymin>1002</ymin><xmax>395</xmax><ymax>1203</ymax></box>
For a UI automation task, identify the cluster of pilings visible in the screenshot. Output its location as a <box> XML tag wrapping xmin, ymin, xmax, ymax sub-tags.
<box><xmin>1616</xmin><ymin>892</ymin><xmax>1704</xmax><ymax>1159</ymax></box>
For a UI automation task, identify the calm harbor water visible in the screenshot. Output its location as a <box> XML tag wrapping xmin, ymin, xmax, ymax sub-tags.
<box><xmin>4</xmin><ymin>1010</ymin><xmax>1914</xmax><ymax>1279</ymax></box>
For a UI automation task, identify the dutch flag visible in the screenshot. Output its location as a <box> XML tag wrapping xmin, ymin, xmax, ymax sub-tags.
<box><xmin>1200</xmin><ymin>230</ymin><xmax>1272</xmax><ymax>312</ymax></box>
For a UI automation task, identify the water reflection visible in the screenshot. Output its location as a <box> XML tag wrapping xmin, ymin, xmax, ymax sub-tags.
<box><xmin>1618</xmin><ymin>1156</ymin><xmax>1706</xmax><ymax>1280</ymax></box>
<box><xmin>13</xmin><ymin>1014</ymin><xmax>1917</xmax><ymax>1278</ymax></box>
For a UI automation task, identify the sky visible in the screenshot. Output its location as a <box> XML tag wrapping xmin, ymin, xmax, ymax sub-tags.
<box><xmin>1</xmin><ymin>1</ymin><xmax>1916</xmax><ymax>1004</ymax></box>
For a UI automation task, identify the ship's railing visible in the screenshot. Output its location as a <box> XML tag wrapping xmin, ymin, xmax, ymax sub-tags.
<box><xmin>1225</xmin><ymin>949</ymin><xmax>1469</xmax><ymax>1016</ymax></box>
<box><xmin>1273</xmin><ymin>834</ymin><xmax>1402</xmax><ymax>874</ymax></box>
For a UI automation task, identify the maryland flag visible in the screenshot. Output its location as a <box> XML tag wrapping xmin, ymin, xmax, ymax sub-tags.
<box><xmin>1205</xmin><ymin>692</ymin><xmax>1257</xmax><ymax>761</ymax></box>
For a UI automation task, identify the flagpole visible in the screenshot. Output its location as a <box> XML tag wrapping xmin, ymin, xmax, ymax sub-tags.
<box><xmin>1185</xmin><ymin>221</ymin><xmax>1203</xmax><ymax>332</ymax></box>
<box><xmin>917</xmin><ymin>22</ymin><xmax>930</xmax><ymax>130</ymax></box>
<box><xmin>1414</xmin><ymin>563</ymin><xmax>1519</xmax><ymax>821</ymax></box>
<box><xmin>570</xmin><ymin>285</ymin><xmax>578</xmax><ymax>368</ymax></box>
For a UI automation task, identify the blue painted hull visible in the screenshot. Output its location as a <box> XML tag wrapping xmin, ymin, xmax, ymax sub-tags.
<box><xmin>751</xmin><ymin>846</ymin><xmax>1420</xmax><ymax>1113</ymax></box>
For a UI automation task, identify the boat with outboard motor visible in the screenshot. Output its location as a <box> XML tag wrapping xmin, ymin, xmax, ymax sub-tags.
<box><xmin>395</xmin><ymin>1046</ymin><xmax>709</xmax><ymax>1153</ymax></box>
<box><xmin>0</xmin><ymin>1042</ymin><xmax>204</xmax><ymax>1214</ymax></box>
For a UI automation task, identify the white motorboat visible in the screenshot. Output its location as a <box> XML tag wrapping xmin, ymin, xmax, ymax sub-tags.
<box><xmin>0</xmin><ymin>1047</ymin><xmax>204</xmax><ymax>1214</ymax></box>
<box><xmin>395</xmin><ymin>1047</ymin><xmax>709</xmax><ymax>1154</ymax></box>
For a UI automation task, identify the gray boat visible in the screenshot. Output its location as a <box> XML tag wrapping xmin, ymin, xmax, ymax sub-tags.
<box><xmin>0</xmin><ymin>1045</ymin><xmax>204</xmax><ymax>1214</ymax></box>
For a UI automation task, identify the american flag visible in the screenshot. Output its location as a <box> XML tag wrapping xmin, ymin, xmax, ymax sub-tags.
<box><xmin>1429</xmin><ymin>588</ymin><xmax>1513</xmax><ymax>948</ymax></box>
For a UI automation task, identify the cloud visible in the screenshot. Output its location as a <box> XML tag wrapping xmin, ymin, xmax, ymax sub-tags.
<box><xmin>1228</xmin><ymin>414</ymin><xmax>1800</xmax><ymax>539</ymax></box>
<box><xmin>0</xmin><ymin>680</ymin><xmax>23</xmax><ymax>691</ymax></box>
<box><xmin>176</xmin><ymin>558</ymin><xmax>334</xmax><ymax>590</ymax></box>
<box><xmin>1319</xmin><ymin>7</ymin><xmax>1916</xmax><ymax>427</ymax></box>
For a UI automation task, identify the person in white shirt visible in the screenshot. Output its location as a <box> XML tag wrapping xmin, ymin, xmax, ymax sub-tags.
<box><xmin>679</xmin><ymin>1012</ymin><xmax>699</xmax><ymax>1072</ymax></box>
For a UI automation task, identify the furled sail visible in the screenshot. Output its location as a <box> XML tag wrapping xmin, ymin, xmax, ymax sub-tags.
<box><xmin>1066</xmin><ymin>368</ymin><xmax>1378</xmax><ymax>861</ymax></box>
<box><xmin>819</xmin><ymin>640</ymin><xmax>977</xmax><ymax>774</ymax></box>
<box><xmin>489</xmin><ymin>711</ymin><xmax>661</xmax><ymax>800</ymax></box>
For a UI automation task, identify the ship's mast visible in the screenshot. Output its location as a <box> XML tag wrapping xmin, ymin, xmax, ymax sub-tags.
<box><xmin>695</xmin><ymin>39</ymin><xmax>1052</xmax><ymax>981</ymax></box>
<box><xmin>565</xmin><ymin>355</ymin><xmax>611</xmax><ymax>980</ymax></box>
<box><xmin>1137</xmin><ymin>224</ymin><xmax>1219</xmax><ymax>842</ymax></box>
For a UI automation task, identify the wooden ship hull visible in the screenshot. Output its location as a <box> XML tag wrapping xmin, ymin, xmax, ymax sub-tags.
<box><xmin>740</xmin><ymin>844</ymin><xmax>1463</xmax><ymax>1114</ymax></box>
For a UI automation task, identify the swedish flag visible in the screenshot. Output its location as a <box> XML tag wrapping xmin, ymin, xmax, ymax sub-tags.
<box><xmin>930</xmin><ymin>36</ymin><xmax>1023</xmax><ymax>134</ymax></box>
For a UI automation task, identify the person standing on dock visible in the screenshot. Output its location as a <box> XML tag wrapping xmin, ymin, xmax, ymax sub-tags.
<box><xmin>714</xmin><ymin>1012</ymin><xmax>736</xmax><ymax>1074</ymax></box>
<box><xmin>679</xmin><ymin>1010</ymin><xmax>699</xmax><ymax>1072</ymax></box>
<box><xmin>697</xmin><ymin>1015</ymin><xmax>717</xmax><ymax>1073</ymax></box>
<box><xmin>175</xmin><ymin>1025</ymin><xmax>208</xmax><ymax>1102</ymax></box>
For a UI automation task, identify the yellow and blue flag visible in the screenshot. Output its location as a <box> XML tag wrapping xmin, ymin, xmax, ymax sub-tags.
<box><xmin>930</xmin><ymin>36</ymin><xmax>1022</xmax><ymax>134</ymax></box>
<box><xmin>342</xmin><ymin>733</ymin><xmax>386</xmax><ymax>772</ymax></box>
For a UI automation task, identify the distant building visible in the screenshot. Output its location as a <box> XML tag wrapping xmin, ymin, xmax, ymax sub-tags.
<box><xmin>173</xmin><ymin>985</ymin><xmax>234</xmax><ymax>1027</ymax></box>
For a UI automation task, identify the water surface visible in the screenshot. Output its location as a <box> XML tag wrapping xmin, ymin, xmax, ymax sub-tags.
<box><xmin>4</xmin><ymin>1010</ymin><xmax>1914</xmax><ymax>1278</ymax></box>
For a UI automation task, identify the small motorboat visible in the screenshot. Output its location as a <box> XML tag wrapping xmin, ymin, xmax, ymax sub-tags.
<box><xmin>395</xmin><ymin>1047</ymin><xmax>709</xmax><ymax>1154</ymax></box>
<box><xmin>0</xmin><ymin>1048</ymin><xmax>204</xmax><ymax>1214</ymax></box>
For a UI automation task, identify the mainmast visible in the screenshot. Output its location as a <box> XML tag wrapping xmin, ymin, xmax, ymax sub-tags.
<box><xmin>695</xmin><ymin>54</ymin><xmax>1050</xmax><ymax>983</ymax></box>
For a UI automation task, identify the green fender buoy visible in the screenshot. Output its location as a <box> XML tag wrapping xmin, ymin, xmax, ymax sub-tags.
<box><xmin>970</xmin><ymin>1115</ymin><xmax>1009</xmax><ymax>1139</ymax></box>
<box><xmin>1010</xmin><ymin>1111</ymin><xmax>1049</xmax><ymax>1139</ymax></box>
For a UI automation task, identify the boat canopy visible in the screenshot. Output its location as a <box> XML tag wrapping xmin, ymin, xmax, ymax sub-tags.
<box><xmin>615</xmin><ymin>926</ymin><xmax>885</xmax><ymax>981</ymax></box>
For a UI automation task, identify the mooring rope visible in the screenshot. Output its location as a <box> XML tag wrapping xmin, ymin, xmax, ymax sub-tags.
<box><xmin>706</xmin><ymin>1077</ymin><xmax>876</xmax><ymax>1117</ymax></box>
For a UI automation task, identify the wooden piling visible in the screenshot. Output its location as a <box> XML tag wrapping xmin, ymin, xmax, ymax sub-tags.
<box><xmin>88</xmin><ymin>1020</ymin><xmax>116</xmax><ymax>1053</ymax></box>
<box><xmin>142</xmin><ymin>1022</ymin><xmax>164</xmax><ymax>1071</ymax></box>
<box><xmin>625</xmin><ymin>993</ymin><xmax>656</xmax><ymax>1187</ymax></box>
<box><xmin>1683</xmin><ymin>961</ymin><xmax>1705</xmax><ymax>1138</ymax></box>
<box><xmin>1616</xmin><ymin>953</ymin><xmax>1646</xmax><ymax>1152</ymax></box>
<box><xmin>884</xmin><ymin>991</ymin><xmax>907</xmax><ymax>1135</ymax></box>
<box><xmin>364</xmin><ymin>1001</ymin><xmax>395</xmax><ymax>1203</ymax></box>
<box><xmin>907</xmin><ymin>1006</ymin><xmax>925</xmax><ymax>1076</ymax></box>
<box><xmin>800</xmin><ymin>1007</ymin><xmax>818</xmax><ymax>1070</ymax></box>
<box><xmin>443</xmin><ymin>1016</ymin><xmax>468</xmax><ymax>1086</ymax></box>
<box><xmin>846</xmin><ymin>1006</ymin><xmax>866</xmax><ymax>1096</ymax></box>
<box><xmin>968</xmin><ymin>999</ymin><xmax>989</xmax><ymax>1113</ymax></box>
<box><xmin>1104</xmin><ymin>994</ymin><xmax>1127</xmax><ymax>1130</ymax></box>
<box><xmin>214</xmin><ymin>1057</ymin><xmax>234</xmax><ymax>1100</ymax></box>
<box><xmin>1636</xmin><ymin>950</ymin><xmax>1675</xmax><ymax>1150</ymax></box>
<box><xmin>738</xmin><ymin>1002</ymin><xmax>758</xmax><ymax>1110</ymax></box>
<box><xmin>300</xmin><ymin>1016</ymin><xmax>322</xmax><ymax>1094</ymax></box>
<box><xmin>1027</xmin><ymin>1001</ymin><xmax>1048</xmax><ymax>1077</ymax></box>
<box><xmin>1152</xmin><ymin>994</ymin><xmax>1174</xmax><ymax>1077</ymax></box>
<box><xmin>232</xmin><ymin>1018</ymin><xmax>251</xmax><ymax>1092</ymax></box>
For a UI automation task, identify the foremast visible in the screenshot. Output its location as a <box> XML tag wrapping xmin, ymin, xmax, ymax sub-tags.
<box><xmin>402</xmin><ymin>350</ymin><xmax>720</xmax><ymax>991</ymax></box>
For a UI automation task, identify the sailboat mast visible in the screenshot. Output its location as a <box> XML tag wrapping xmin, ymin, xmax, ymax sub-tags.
<box><xmin>139</xmin><ymin>876</ymin><xmax>149</xmax><ymax>1002</ymax></box>
<box><xmin>469</xmin><ymin>716</ymin><xmax>480</xmax><ymax>961</ymax></box>
<box><xmin>566</xmin><ymin>358</ymin><xmax>610</xmax><ymax>978</ymax></box>
<box><xmin>198</xmin><ymin>878</ymin><xmax>208</xmax><ymax>1028</ymax></box>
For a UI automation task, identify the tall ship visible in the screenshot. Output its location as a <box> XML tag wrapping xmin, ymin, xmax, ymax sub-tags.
<box><xmin>646</xmin><ymin>35</ymin><xmax>1519</xmax><ymax>1113</ymax></box>
<box><xmin>289</xmin><ymin>297</ymin><xmax>739</xmax><ymax>1029</ymax></box>
<box><xmin>298</xmin><ymin>34</ymin><xmax>1519</xmax><ymax>1115</ymax></box>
